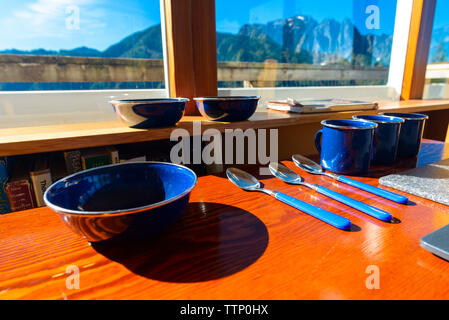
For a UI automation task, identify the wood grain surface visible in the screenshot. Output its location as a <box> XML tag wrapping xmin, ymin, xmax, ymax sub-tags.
<box><xmin>1</xmin><ymin>140</ymin><xmax>449</xmax><ymax>299</ymax></box>
<box><xmin>0</xmin><ymin>99</ymin><xmax>448</xmax><ymax>157</ymax></box>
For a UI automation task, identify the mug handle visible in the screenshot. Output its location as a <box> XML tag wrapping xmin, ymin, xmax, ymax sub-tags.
<box><xmin>314</xmin><ymin>129</ymin><xmax>323</xmax><ymax>153</ymax></box>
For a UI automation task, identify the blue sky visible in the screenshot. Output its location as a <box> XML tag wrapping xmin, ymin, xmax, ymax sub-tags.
<box><xmin>216</xmin><ymin>0</ymin><xmax>397</xmax><ymax>35</ymax></box>
<box><xmin>434</xmin><ymin>0</ymin><xmax>449</xmax><ymax>30</ymax></box>
<box><xmin>0</xmin><ymin>0</ymin><xmax>446</xmax><ymax>51</ymax></box>
<box><xmin>0</xmin><ymin>0</ymin><xmax>161</xmax><ymax>51</ymax></box>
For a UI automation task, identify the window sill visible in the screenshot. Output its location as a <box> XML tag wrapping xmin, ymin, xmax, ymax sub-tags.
<box><xmin>1</xmin><ymin>99</ymin><xmax>448</xmax><ymax>157</ymax></box>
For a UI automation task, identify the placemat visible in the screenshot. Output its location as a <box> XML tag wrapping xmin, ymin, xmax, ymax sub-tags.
<box><xmin>379</xmin><ymin>158</ymin><xmax>449</xmax><ymax>206</ymax></box>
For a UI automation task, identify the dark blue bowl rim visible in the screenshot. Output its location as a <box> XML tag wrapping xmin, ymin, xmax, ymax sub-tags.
<box><xmin>109</xmin><ymin>98</ymin><xmax>189</xmax><ymax>104</ymax></box>
<box><xmin>43</xmin><ymin>162</ymin><xmax>197</xmax><ymax>217</ymax></box>
<box><xmin>321</xmin><ymin>119</ymin><xmax>378</xmax><ymax>130</ymax></box>
<box><xmin>381</xmin><ymin>112</ymin><xmax>429</xmax><ymax>121</ymax></box>
<box><xmin>352</xmin><ymin>114</ymin><xmax>405</xmax><ymax>124</ymax></box>
<box><xmin>193</xmin><ymin>96</ymin><xmax>260</xmax><ymax>101</ymax></box>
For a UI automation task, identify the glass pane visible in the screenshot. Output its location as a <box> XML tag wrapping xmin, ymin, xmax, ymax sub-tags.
<box><xmin>424</xmin><ymin>0</ymin><xmax>449</xmax><ymax>99</ymax></box>
<box><xmin>216</xmin><ymin>0</ymin><xmax>397</xmax><ymax>89</ymax></box>
<box><xmin>0</xmin><ymin>0</ymin><xmax>164</xmax><ymax>91</ymax></box>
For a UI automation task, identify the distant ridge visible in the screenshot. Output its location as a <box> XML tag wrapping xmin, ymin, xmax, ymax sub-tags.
<box><xmin>1</xmin><ymin>15</ymin><xmax>447</xmax><ymax>65</ymax></box>
<box><xmin>0</xmin><ymin>46</ymin><xmax>102</xmax><ymax>58</ymax></box>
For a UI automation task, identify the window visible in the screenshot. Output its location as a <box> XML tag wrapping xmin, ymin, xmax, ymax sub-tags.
<box><xmin>0</xmin><ymin>1</ymin><xmax>441</xmax><ymax>129</ymax></box>
<box><xmin>215</xmin><ymin>0</ymin><xmax>399</xmax><ymax>103</ymax></box>
<box><xmin>424</xmin><ymin>0</ymin><xmax>449</xmax><ymax>99</ymax></box>
<box><xmin>0</xmin><ymin>0</ymin><xmax>167</xmax><ymax>128</ymax></box>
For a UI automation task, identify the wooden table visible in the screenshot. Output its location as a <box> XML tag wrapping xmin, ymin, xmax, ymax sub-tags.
<box><xmin>1</xmin><ymin>140</ymin><xmax>449</xmax><ymax>299</ymax></box>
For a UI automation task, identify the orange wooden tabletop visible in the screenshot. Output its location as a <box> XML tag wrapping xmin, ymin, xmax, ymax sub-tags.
<box><xmin>1</xmin><ymin>140</ymin><xmax>449</xmax><ymax>300</ymax></box>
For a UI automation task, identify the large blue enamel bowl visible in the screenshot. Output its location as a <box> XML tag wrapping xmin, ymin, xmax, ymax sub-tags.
<box><xmin>194</xmin><ymin>96</ymin><xmax>259</xmax><ymax>122</ymax></box>
<box><xmin>109</xmin><ymin>98</ymin><xmax>189</xmax><ymax>128</ymax></box>
<box><xmin>44</xmin><ymin>162</ymin><xmax>197</xmax><ymax>242</ymax></box>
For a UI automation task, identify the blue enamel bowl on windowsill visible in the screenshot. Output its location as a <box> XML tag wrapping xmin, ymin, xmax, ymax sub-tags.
<box><xmin>194</xmin><ymin>96</ymin><xmax>260</xmax><ymax>122</ymax></box>
<box><xmin>109</xmin><ymin>98</ymin><xmax>189</xmax><ymax>129</ymax></box>
<box><xmin>43</xmin><ymin>162</ymin><xmax>197</xmax><ymax>243</ymax></box>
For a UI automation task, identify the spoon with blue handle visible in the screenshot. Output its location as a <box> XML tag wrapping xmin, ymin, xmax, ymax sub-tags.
<box><xmin>292</xmin><ymin>154</ymin><xmax>409</xmax><ymax>204</ymax></box>
<box><xmin>269</xmin><ymin>162</ymin><xmax>392</xmax><ymax>222</ymax></box>
<box><xmin>226</xmin><ymin>167</ymin><xmax>352</xmax><ymax>230</ymax></box>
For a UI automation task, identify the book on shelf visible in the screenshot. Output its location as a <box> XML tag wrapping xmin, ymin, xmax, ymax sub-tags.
<box><xmin>29</xmin><ymin>155</ymin><xmax>52</xmax><ymax>207</ymax></box>
<box><xmin>106</xmin><ymin>146</ymin><xmax>120</xmax><ymax>164</ymax></box>
<box><xmin>80</xmin><ymin>146</ymin><xmax>119</xmax><ymax>170</ymax></box>
<box><xmin>266</xmin><ymin>98</ymin><xmax>378</xmax><ymax>114</ymax></box>
<box><xmin>0</xmin><ymin>157</ymin><xmax>11</xmax><ymax>214</ymax></box>
<box><xmin>6</xmin><ymin>157</ymin><xmax>37</xmax><ymax>212</ymax></box>
<box><xmin>63</xmin><ymin>150</ymin><xmax>82</xmax><ymax>174</ymax></box>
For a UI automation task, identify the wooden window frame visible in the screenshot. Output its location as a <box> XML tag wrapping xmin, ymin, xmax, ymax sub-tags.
<box><xmin>401</xmin><ymin>0</ymin><xmax>437</xmax><ymax>100</ymax></box>
<box><xmin>163</xmin><ymin>0</ymin><xmax>217</xmax><ymax>115</ymax></box>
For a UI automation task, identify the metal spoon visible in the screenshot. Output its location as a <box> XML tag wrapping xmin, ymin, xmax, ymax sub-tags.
<box><xmin>226</xmin><ymin>167</ymin><xmax>352</xmax><ymax>230</ymax></box>
<box><xmin>269</xmin><ymin>162</ymin><xmax>392</xmax><ymax>222</ymax></box>
<box><xmin>292</xmin><ymin>154</ymin><xmax>409</xmax><ymax>204</ymax></box>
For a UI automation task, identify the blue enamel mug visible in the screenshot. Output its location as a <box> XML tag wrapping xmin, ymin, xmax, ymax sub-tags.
<box><xmin>382</xmin><ymin>112</ymin><xmax>428</xmax><ymax>158</ymax></box>
<box><xmin>315</xmin><ymin>119</ymin><xmax>377</xmax><ymax>175</ymax></box>
<box><xmin>352</xmin><ymin>115</ymin><xmax>405</xmax><ymax>165</ymax></box>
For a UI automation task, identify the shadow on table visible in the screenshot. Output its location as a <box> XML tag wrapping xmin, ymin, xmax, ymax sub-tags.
<box><xmin>92</xmin><ymin>202</ymin><xmax>269</xmax><ymax>283</ymax></box>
